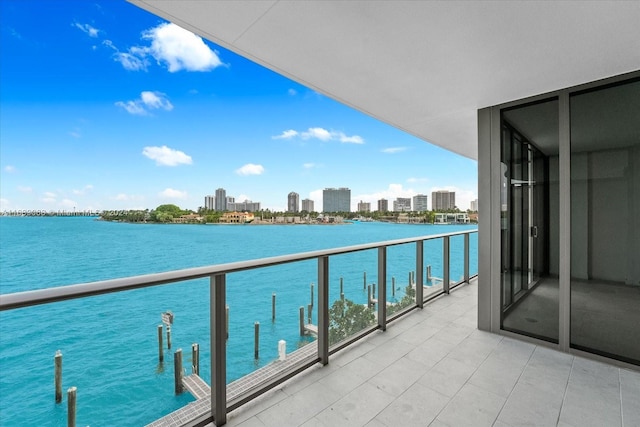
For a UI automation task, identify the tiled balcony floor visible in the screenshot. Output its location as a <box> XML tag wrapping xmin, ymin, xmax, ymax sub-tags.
<box><xmin>220</xmin><ymin>281</ymin><xmax>640</xmax><ymax>427</ymax></box>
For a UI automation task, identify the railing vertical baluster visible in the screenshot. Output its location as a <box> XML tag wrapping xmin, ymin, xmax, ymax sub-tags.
<box><xmin>210</xmin><ymin>274</ymin><xmax>227</xmax><ymax>426</ymax></box>
<box><xmin>443</xmin><ymin>237</ymin><xmax>450</xmax><ymax>294</ymax></box>
<box><xmin>377</xmin><ymin>247</ymin><xmax>387</xmax><ymax>331</ymax></box>
<box><xmin>317</xmin><ymin>256</ymin><xmax>329</xmax><ymax>365</ymax></box>
<box><xmin>416</xmin><ymin>241</ymin><xmax>424</xmax><ymax>308</ymax></box>
<box><xmin>464</xmin><ymin>232</ymin><xmax>470</xmax><ymax>284</ymax></box>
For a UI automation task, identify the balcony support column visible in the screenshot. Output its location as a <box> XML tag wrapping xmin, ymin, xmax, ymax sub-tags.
<box><xmin>416</xmin><ymin>241</ymin><xmax>424</xmax><ymax>308</ymax></box>
<box><xmin>210</xmin><ymin>274</ymin><xmax>227</xmax><ymax>425</ymax></box>
<box><xmin>443</xmin><ymin>237</ymin><xmax>450</xmax><ymax>294</ymax></box>
<box><xmin>317</xmin><ymin>256</ymin><xmax>329</xmax><ymax>365</ymax></box>
<box><xmin>377</xmin><ymin>247</ymin><xmax>387</xmax><ymax>331</ymax></box>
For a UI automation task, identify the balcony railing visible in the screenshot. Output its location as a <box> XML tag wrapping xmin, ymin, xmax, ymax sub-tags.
<box><xmin>0</xmin><ymin>229</ymin><xmax>477</xmax><ymax>426</ymax></box>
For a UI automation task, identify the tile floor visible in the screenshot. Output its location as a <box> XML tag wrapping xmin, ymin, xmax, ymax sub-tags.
<box><xmin>216</xmin><ymin>281</ymin><xmax>639</xmax><ymax>426</ymax></box>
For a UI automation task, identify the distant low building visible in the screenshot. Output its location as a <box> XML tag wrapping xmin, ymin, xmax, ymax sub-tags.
<box><xmin>377</xmin><ymin>198</ymin><xmax>388</xmax><ymax>212</ymax></box>
<box><xmin>219</xmin><ymin>212</ymin><xmax>255</xmax><ymax>223</ymax></box>
<box><xmin>357</xmin><ymin>200</ymin><xmax>370</xmax><ymax>212</ymax></box>
<box><xmin>393</xmin><ymin>197</ymin><xmax>411</xmax><ymax>212</ymax></box>
<box><xmin>434</xmin><ymin>212</ymin><xmax>469</xmax><ymax>224</ymax></box>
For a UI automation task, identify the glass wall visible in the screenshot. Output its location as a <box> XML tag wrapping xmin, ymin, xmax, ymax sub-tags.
<box><xmin>570</xmin><ymin>78</ymin><xmax>640</xmax><ymax>364</ymax></box>
<box><xmin>500</xmin><ymin>99</ymin><xmax>559</xmax><ymax>343</ymax></box>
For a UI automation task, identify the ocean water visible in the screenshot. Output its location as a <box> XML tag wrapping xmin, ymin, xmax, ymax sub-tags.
<box><xmin>0</xmin><ymin>217</ymin><xmax>477</xmax><ymax>426</ymax></box>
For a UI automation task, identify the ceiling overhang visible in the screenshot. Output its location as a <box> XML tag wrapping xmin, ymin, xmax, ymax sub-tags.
<box><xmin>129</xmin><ymin>1</ymin><xmax>640</xmax><ymax>160</ymax></box>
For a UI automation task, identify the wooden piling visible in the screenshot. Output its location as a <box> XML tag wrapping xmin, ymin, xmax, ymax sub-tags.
<box><xmin>272</xmin><ymin>293</ymin><xmax>276</xmax><ymax>321</ymax></box>
<box><xmin>372</xmin><ymin>282</ymin><xmax>376</xmax><ymax>299</ymax></box>
<box><xmin>307</xmin><ymin>303</ymin><xmax>312</xmax><ymax>324</ymax></box>
<box><xmin>67</xmin><ymin>386</ymin><xmax>77</xmax><ymax>427</ymax></box>
<box><xmin>157</xmin><ymin>325</ymin><xmax>164</xmax><ymax>363</ymax></box>
<box><xmin>254</xmin><ymin>322</ymin><xmax>260</xmax><ymax>359</ymax></box>
<box><xmin>299</xmin><ymin>306</ymin><xmax>305</xmax><ymax>335</ymax></box>
<box><xmin>367</xmin><ymin>284</ymin><xmax>372</xmax><ymax>308</ymax></box>
<box><xmin>166</xmin><ymin>325</ymin><xmax>172</xmax><ymax>350</ymax></box>
<box><xmin>427</xmin><ymin>265</ymin><xmax>432</xmax><ymax>281</ymax></box>
<box><xmin>310</xmin><ymin>282</ymin><xmax>314</xmax><ymax>307</ymax></box>
<box><xmin>408</xmin><ymin>272</ymin><xmax>412</xmax><ymax>287</ymax></box>
<box><xmin>191</xmin><ymin>343</ymin><xmax>199</xmax><ymax>375</ymax></box>
<box><xmin>174</xmin><ymin>349</ymin><xmax>183</xmax><ymax>394</ymax></box>
<box><xmin>55</xmin><ymin>350</ymin><xmax>62</xmax><ymax>404</ymax></box>
<box><xmin>392</xmin><ymin>277</ymin><xmax>395</xmax><ymax>297</ymax></box>
<box><xmin>340</xmin><ymin>277</ymin><xmax>343</xmax><ymax>295</ymax></box>
<box><xmin>363</xmin><ymin>272</ymin><xmax>367</xmax><ymax>290</ymax></box>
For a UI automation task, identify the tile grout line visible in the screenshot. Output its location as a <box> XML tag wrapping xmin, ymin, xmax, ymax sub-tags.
<box><xmin>619</xmin><ymin>368</ymin><xmax>624</xmax><ymax>427</ymax></box>
<box><xmin>556</xmin><ymin>354</ymin><xmax>576</xmax><ymax>426</ymax></box>
<box><xmin>491</xmin><ymin>343</ymin><xmax>538</xmax><ymax>426</ymax></box>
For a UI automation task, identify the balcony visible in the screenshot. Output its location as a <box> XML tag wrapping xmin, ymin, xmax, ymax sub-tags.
<box><xmin>1</xmin><ymin>229</ymin><xmax>638</xmax><ymax>426</ymax></box>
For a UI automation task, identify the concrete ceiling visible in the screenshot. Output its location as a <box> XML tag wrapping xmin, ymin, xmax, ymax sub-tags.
<box><xmin>129</xmin><ymin>1</ymin><xmax>640</xmax><ymax>160</ymax></box>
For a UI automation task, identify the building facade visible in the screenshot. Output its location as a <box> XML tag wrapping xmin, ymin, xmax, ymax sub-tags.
<box><xmin>393</xmin><ymin>198</ymin><xmax>411</xmax><ymax>212</ymax></box>
<box><xmin>412</xmin><ymin>194</ymin><xmax>429</xmax><ymax>212</ymax></box>
<box><xmin>215</xmin><ymin>188</ymin><xmax>226</xmax><ymax>211</ymax></box>
<box><xmin>322</xmin><ymin>188</ymin><xmax>350</xmax><ymax>213</ymax></box>
<box><xmin>229</xmin><ymin>200</ymin><xmax>261</xmax><ymax>212</ymax></box>
<box><xmin>470</xmin><ymin>199</ymin><xmax>478</xmax><ymax>212</ymax></box>
<box><xmin>357</xmin><ymin>201</ymin><xmax>370</xmax><ymax>212</ymax></box>
<box><xmin>287</xmin><ymin>192</ymin><xmax>299</xmax><ymax>213</ymax></box>
<box><xmin>204</xmin><ymin>195</ymin><xmax>215</xmax><ymax>210</ymax></box>
<box><xmin>301</xmin><ymin>198</ymin><xmax>314</xmax><ymax>212</ymax></box>
<box><xmin>431</xmin><ymin>190</ymin><xmax>455</xmax><ymax>211</ymax></box>
<box><xmin>377</xmin><ymin>198</ymin><xmax>388</xmax><ymax>212</ymax></box>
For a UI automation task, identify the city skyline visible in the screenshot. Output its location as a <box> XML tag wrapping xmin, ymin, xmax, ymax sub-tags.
<box><xmin>0</xmin><ymin>0</ymin><xmax>478</xmax><ymax>213</ymax></box>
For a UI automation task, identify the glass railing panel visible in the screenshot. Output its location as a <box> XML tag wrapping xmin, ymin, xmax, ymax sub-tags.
<box><xmin>423</xmin><ymin>236</ymin><xmax>445</xmax><ymax>299</ymax></box>
<box><xmin>449</xmin><ymin>234</ymin><xmax>466</xmax><ymax>285</ymax></box>
<box><xmin>385</xmin><ymin>242</ymin><xmax>418</xmax><ymax>318</ymax></box>
<box><xmin>328</xmin><ymin>249</ymin><xmax>378</xmax><ymax>348</ymax></box>
<box><xmin>224</xmin><ymin>260</ymin><xmax>317</xmax><ymax>384</ymax></box>
<box><xmin>469</xmin><ymin>231</ymin><xmax>479</xmax><ymax>277</ymax></box>
<box><xmin>0</xmin><ymin>280</ymin><xmax>208</xmax><ymax>426</ymax></box>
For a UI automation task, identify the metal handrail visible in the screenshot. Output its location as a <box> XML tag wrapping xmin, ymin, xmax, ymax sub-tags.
<box><xmin>0</xmin><ymin>228</ymin><xmax>478</xmax><ymax>426</ymax></box>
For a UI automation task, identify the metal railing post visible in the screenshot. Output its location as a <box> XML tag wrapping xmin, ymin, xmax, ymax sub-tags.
<box><xmin>210</xmin><ymin>274</ymin><xmax>227</xmax><ymax>425</ymax></box>
<box><xmin>377</xmin><ymin>247</ymin><xmax>387</xmax><ymax>331</ymax></box>
<box><xmin>464</xmin><ymin>232</ymin><xmax>470</xmax><ymax>284</ymax></box>
<box><xmin>416</xmin><ymin>241</ymin><xmax>424</xmax><ymax>308</ymax></box>
<box><xmin>443</xmin><ymin>237</ymin><xmax>450</xmax><ymax>294</ymax></box>
<box><xmin>317</xmin><ymin>256</ymin><xmax>329</xmax><ymax>365</ymax></box>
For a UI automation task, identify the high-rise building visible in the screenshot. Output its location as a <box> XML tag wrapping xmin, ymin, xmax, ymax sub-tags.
<box><xmin>470</xmin><ymin>199</ymin><xmax>478</xmax><ymax>212</ymax></box>
<box><xmin>229</xmin><ymin>200</ymin><xmax>261</xmax><ymax>212</ymax></box>
<box><xmin>301</xmin><ymin>199</ymin><xmax>314</xmax><ymax>212</ymax></box>
<box><xmin>431</xmin><ymin>190</ymin><xmax>455</xmax><ymax>211</ymax></box>
<box><xmin>287</xmin><ymin>192</ymin><xmax>299</xmax><ymax>213</ymax></box>
<box><xmin>377</xmin><ymin>198</ymin><xmax>388</xmax><ymax>212</ymax></box>
<box><xmin>412</xmin><ymin>194</ymin><xmax>429</xmax><ymax>212</ymax></box>
<box><xmin>215</xmin><ymin>188</ymin><xmax>227</xmax><ymax>211</ymax></box>
<box><xmin>393</xmin><ymin>198</ymin><xmax>411</xmax><ymax>212</ymax></box>
<box><xmin>357</xmin><ymin>201</ymin><xmax>370</xmax><ymax>212</ymax></box>
<box><xmin>322</xmin><ymin>188</ymin><xmax>351</xmax><ymax>213</ymax></box>
<box><xmin>204</xmin><ymin>195</ymin><xmax>215</xmax><ymax>210</ymax></box>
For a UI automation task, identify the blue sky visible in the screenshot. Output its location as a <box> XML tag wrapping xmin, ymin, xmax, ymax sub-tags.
<box><xmin>0</xmin><ymin>0</ymin><xmax>477</xmax><ymax>212</ymax></box>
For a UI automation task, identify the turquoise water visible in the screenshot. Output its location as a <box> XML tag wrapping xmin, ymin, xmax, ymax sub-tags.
<box><xmin>0</xmin><ymin>217</ymin><xmax>477</xmax><ymax>426</ymax></box>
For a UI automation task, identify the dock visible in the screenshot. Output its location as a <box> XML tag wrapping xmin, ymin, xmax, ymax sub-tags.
<box><xmin>303</xmin><ymin>324</ymin><xmax>317</xmax><ymax>336</ymax></box>
<box><xmin>146</xmin><ymin>342</ymin><xmax>318</xmax><ymax>427</ymax></box>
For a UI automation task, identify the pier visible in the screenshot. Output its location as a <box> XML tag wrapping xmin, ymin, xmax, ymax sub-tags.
<box><xmin>147</xmin><ymin>342</ymin><xmax>318</xmax><ymax>427</ymax></box>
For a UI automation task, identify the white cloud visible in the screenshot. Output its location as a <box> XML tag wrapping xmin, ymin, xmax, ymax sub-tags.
<box><xmin>73</xmin><ymin>185</ymin><xmax>94</xmax><ymax>195</ymax></box>
<box><xmin>103</xmin><ymin>39</ymin><xmax>149</xmax><ymax>71</ymax></box>
<box><xmin>303</xmin><ymin>163</ymin><xmax>317</xmax><ymax>169</ymax></box>
<box><xmin>69</xmin><ymin>128</ymin><xmax>81</xmax><ymax>138</ymax></box>
<box><xmin>236</xmin><ymin>163</ymin><xmax>265</xmax><ymax>176</ymax></box>
<box><xmin>0</xmin><ymin>198</ymin><xmax>9</xmax><ymax>210</ymax></box>
<box><xmin>272</xmin><ymin>129</ymin><xmax>299</xmax><ymax>140</ymax></box>
<box><xmin>44</xmin><ymin>191</ymin><xmax>57</xmax><ymax>198</ymax></box>
<box><xmin>382</xmin><ymin>147</ymin><xmax>407</xmax><ymax>154</ymax></box>
<box><xmin>143</xmin><ymin>23</ymin><xmax>223</xmax><ymax>72</ymax></box>
<box><xmin>4</xmin><ymin>165</ymin><xmax>16</xmax><ymax>173</ymax></box>
<box><xmin>236</xmin><ymin>194</ymin><xmax>250</xmax><ymax>201</ymax></box>
<box><xmin>159</xmin><ymin>188</ymin><xmax>188</xmax><ymax>200</ymax></box>
<box><xmin>142</xmin><ymin>145</ymin><xmax>193</xmax><ymax>166</ymax></box>
<box><xmin>288</xmin><ymin>88</ymin><xmax>297</xmax><ymax>96</ymax></box>
<box><xmin>60</xmin><ymin>199</ymin><xmax>76</xmax><ymax>209</ymax></box>
<box><xmin>301</xmin><ymin>127</ymin><xmax>332</xmax><ymax>141</ymax></box>
<box><xmin>274</xmin><ymin>127</ymin><xmax>364</xmax><ymax>144</ymax></box>
<box><xmin>116</xmin><ymin>91</ymin><xmax>173</xmax><ymax>116</ymax></box>
<box><xmin>73</xmin><ymin>22</ymin><xmax>100</xmax><ymax>38</ymax></box>
<box><xmin>113</xmin><ymin>193</ymin><xmax>145</xmax><ymax>202</ymax></box>
<box><xmin>17</xmin><ymin>186</ymin><xmax>33</xmax><ymax>193</ymax></box>
<box><xmin>42</xmin><ymin>197</ymin><xmax>56</xmax><ymax>204</ymax></box>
